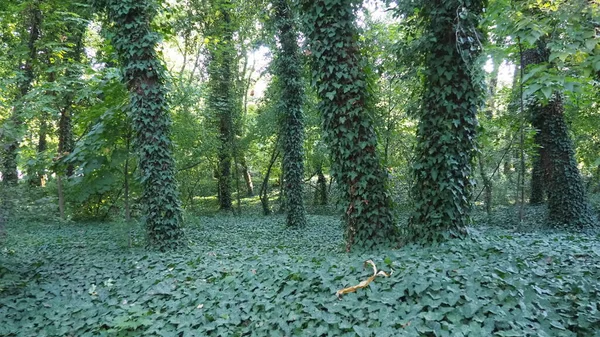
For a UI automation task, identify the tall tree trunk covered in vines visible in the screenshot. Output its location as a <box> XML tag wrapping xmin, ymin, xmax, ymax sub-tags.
<box><xmin>207</xmin><ymin>3</ymin><xmax>234</xmax><ymax>212</ymax></box>
<box><xmin>531</xmin><ymin>97</ymin><xmax>597</xmax><ymax>228</ymax></box>
<box><xmin>106</xmin><ymin>0</ymin><xmax>184</xmax><ymax>249</ymax></box>
<box><xmin>303</xmin><ymin>0</ymin><xmax>397</xmax><ymax>251</ymax></box>
<box><xmin>407</xmin><ymin>0</ymin><xmax>485</xmax><ymax>243</ymax></box>
<box><xmin>274</xmin><ymin>0</ymin><xmax>307</xmax><ymax>228</ymax></box>
<box><xmin>1</xmin><ymin>1</ymin><xmax>41</xmax><ymax>186</ymax></box>
<box><xmin>523</xmin><ymin>46</ymin><xmax>596</xmax><ymax>228</ymax></box>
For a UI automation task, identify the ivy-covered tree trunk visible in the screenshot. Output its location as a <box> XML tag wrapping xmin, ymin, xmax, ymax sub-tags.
<box><xmin>274</xmin><ymin>0</ymin><xmax>307</xmax><ymax>228</ymax></box>
<box><xmin>1</xmin><ymin>1</ymin><xmax>41</xmax><ymax>186</ymax></box>
<box><xmin>407</xmin><ymin>0</ymin><xmax>485</xmax><ymax>243</ymax></box>
<box><xmin>106</xmin><ymin>0</ymin><xmax>184</xmax><ymax>249</ymax></box>
<box><xmin>531</xmin><ymin>97</ymin><xmax>596</xmax><ymax>228</ymax></box>
<box><xmin>207</xmin><ymin>4</ymin><xmax>235</xmax><ymax>212</ymax></box>
<box><xmin>523</xmin><ymin>46</ymin><xmax>596</xmax><ymax>228</ymax></box>
<box><xmin>303</xmin><ymin>0</ymin><xmax>397</xmax><ymax>251</ymax></box>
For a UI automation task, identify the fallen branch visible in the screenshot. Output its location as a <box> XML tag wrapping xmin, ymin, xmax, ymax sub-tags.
<box><xmin>336</xmin><ymin>260</ymin><xmax>392</xmax><ymax>299</ymax></box>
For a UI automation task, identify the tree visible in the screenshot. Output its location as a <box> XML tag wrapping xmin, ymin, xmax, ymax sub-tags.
<box><xmin>1</xmin><ymin>0</ymin><xmax>41</xmax><ymax>186</ymax></box>
<box><xmin>302</xmin><ymin>0</ymin><xmax>397</xmax><ymax>251</ymax></box>
<box><xmin>403</xmin><ymin>0</ymin><xmax>485</xmax><ymax>243</ymax></box>
<box><xmin>105</xmin><ymin>0</ymin><xmax>184</xmax><ymax>248</ymax></box>
<box><xmin>273</xmin><ymin>0</ymin><xmax>307</xmax><ymax>228</ymax></box>
<box><xmin>523</xmin><ymin>45</ymin><xmax>597</xmax><ymax>229</ymax></box>
<box><xmin>487</xmin><ymin>0</ymin><xmax>599</xmax><ymax>228</ymax></box>
<box><xmin>206</xmin><ymin>0</ymin><xmax>236</xmax><ymax>212</ymax></box>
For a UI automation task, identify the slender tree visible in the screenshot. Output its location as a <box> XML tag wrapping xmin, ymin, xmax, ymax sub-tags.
<box><xmin>405</xmin><ymin>0</ymin><xmax>485</xmax><ymax>243</ymax></box>
<box><xmin>302</xmin><ymin>0</ymin><xmax>397</xmax><ymax>251</ymax></box>
<box><xmin>273</xmin><ymin>0</ymin><xmax>307</xmax><ymax>228</ymax></box>
<box><xmin>105</xmin><ymin>0</ymin><xmax>184</xmax><ymax>248</ymax></box>
<box><xmin>1</xmin><ymin>1</ymin><xmax>41</xmax><ymax>185</ymax></box>
<box><xmin>206</xmin><ymin>1</ymin><xmax>235</xmax><ymax>211</ymax></box>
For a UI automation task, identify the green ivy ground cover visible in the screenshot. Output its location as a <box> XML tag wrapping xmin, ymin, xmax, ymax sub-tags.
<box><xmin>1</xmin><ymin>214</ymin><xmax>599</xmax><ymax>337</ymax></box>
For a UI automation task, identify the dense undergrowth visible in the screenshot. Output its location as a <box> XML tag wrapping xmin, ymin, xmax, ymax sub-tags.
<box><xmin>1</xmin><ymin>210</ymin><xmax>599</xmax><ymax>336</ymax></box>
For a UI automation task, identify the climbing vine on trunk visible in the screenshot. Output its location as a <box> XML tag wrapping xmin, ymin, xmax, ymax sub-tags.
<box><xmin>302</xmin><ymin>0</ymin><xmax>397</xmax><ymax>251</ymax></box>
<box><xmin>206</xmin><ymin>1</ymin><xmax>235</xmax><ymax>212</ymax></box>
<box><xmin>104</xmin><ymin>0</ymin><xmax>184</xmax><ymax>249</ymax></box>
<box><xmin>403</xmin><ymin>0</ymin><xmax>485</xmax><ymax>243</ymax></box>
<box><xmin>274</xmin><ymin>0</ymin><xmax>307</xmax><ymax>228</ymax></box>
<box><xmin>522</xmin><ymin>44</ymin><xmax>597</xmax><ymax>229</ymax></box>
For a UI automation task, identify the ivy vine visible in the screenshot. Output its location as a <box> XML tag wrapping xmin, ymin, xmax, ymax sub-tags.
<box><xmin>401</xmin><ymin>0</ymin><xmax>485</xmax><ymax>243</ymax></box>
<box><xmin>523</xmin><ymin>45</ymin><xmax>597</xmax><ymax>230</ymax></box>
<box><xmin>302</xmin><ymin>0</ymin><xmax>397</xmax><ymax>251</ymax></box>
<box><xmin>103</xmin><ymin>0</ymin><xmax>184</xmax><ymax>249</ymax></box>
<box><xmin>273</xmin><ymin>0</ymin><xmax>307</xmax><ymax>228</ymax></box>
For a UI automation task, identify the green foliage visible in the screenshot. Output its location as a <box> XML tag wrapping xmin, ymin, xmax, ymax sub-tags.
<box><xmin>273</xmin><ymin>0</ymin><xmax>307</xmax><ymax>228</ymax></box>
<box><xmin>0</xmin><ymin>0</ymin><xmax>41</xmax><ymax>185</ymax></box>
<box><xmin>2</xmin><ymin>215</ymin><xmax>600</xmax><ymax>336</ymax></box>
<box><xmin>103</xmin><ymin>0</ymin><xmax>184</xmax><ymax>249</ymax></box>
<box><xmin>399</xmin><ymin>0</ymin><xmax>486</xmax><ymax>243</ymax></box>
<box><xmin>302</xmin><ymin>0</ymin><xmax>397</xmax><ymax>251</ymax></box>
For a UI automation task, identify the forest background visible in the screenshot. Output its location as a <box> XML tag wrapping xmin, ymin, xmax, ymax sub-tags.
<box><xmin>0</xmin><ymin>0</ymin><xmax>599</xmax><ymax>336</ymax></box>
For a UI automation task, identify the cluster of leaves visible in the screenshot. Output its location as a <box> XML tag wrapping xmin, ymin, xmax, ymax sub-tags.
<box><xmin>101</xmin><ymin>0</ymin><xmax>184</xmax><ymax>248</ymax></box>
<box><xmin>397</xmin><ymin>0</ymin><xmax>486</xmax><ymax>243</ymax></box>
<box><xmin>302</xmin><ymin>0</ymin><xmax>397</xmax><ymax>251</ymax></box>
<box><xmin>1</xmin><ymin>215</ymin><xmax>600</xmax><ymax>336</ymax></box>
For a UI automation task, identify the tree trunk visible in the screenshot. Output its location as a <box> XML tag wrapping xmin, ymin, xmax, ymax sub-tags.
<box><xmin>240</xmin><ymin>156</ymin><xmax>254</xmax><ymax>196</ymax></box>
<box><xmin>124</xmin><ymin>130</ymin><xmax>132</xmax><ymax>222</ymax></box>
<box><xmin>207</xmin><ymin>4</ymin><xmax>235</xmax><ymax>212</ymax></box>
<box><xmin>529</xmin><ymin>143</ymin><xmax>545</xmax><ymax>204</ymax></box>
<box><xmin>303</xmin><ymin>0</ymin><xmax>397</xmax><ymax>251</ymax></box>
<box><xmin>57</xmin><ymin>175</ymin><xmax>65</xmax><ymax>220</ymax></box>
<box><xmin>523</xmin><ymin>45</ymin><xmax>596</xmax><ymax>228</ymax></box>
<box><xmin>314</xmin><ymin>166</ymin><xmax>328</xmax><ymax>206</ymax></box>
<box><xmin>31</xmin><ymin>115</ymin><xmax>48</xmax><ymax>186</ymax></box>
<box><xmin>478</xmin><ymin>154</ymin><xmax>493</xmax><ymax>216</ymax></box>
<box><xmin>407</xmin><ymin>0</ymin><xmax>485</xmax><ymax>242</ymax></box>
<box><xmin>107</xmin><ymin>0</ymin><xmax>184</xmax><ymax>249</ymax></box>
<box><xmin>275</xmin><ymin>0</ymin><xmax>307</xmax><ymax>228</ymax></box>
<box><xmin>1</xmin><ymin>2</ymin><xmax>41</xmax><ymax>186</ymax></box>
<box><xmin>260</xmin><ymin>145</ymin><xmax>280</xmax><ymax>216</ymax></box>
<box><xmin>533</xmin><ymin>95</ymin><xmax>597</xmax><ymax>228</ymax></box>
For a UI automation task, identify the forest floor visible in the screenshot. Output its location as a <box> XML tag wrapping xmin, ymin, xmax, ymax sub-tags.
<box><xmin>1</xmin><ymin>208</ymin><xmax>599</xmax><ymax>337</ymax></box>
